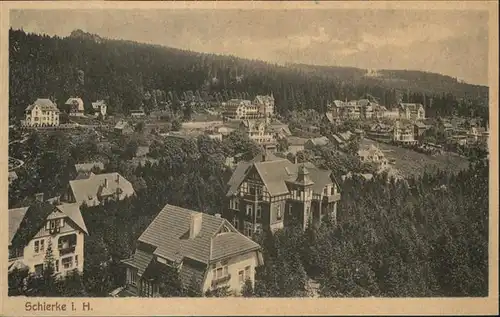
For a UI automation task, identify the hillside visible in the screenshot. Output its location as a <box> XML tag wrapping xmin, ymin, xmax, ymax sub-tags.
<box><xmin>9</xmin><ymin>28</ymin><xmax>489</xmax><ymax>121</ymax></box>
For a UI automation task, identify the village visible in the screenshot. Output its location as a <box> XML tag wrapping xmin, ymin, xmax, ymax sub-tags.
<box><xmin>7</xmin><ymin>85</ymin><xmax>489</xmax><ymax>298</ymax></box>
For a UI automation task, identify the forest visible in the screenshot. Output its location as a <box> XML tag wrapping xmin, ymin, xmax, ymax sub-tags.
<box><xmin>8</xmin><ymin>126</ymin><xmax>489</xmax><ymax>297</ymax></box>
<box><xmin>9</xmin><ymin>28</ymin><xmax>489</xmax><ymax>122</ymax></box>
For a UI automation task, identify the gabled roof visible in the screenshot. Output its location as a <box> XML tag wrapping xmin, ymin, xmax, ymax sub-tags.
<box><xmin>65</xmin><ymin>98</ymin><xmax>85</xmax><ymax>111</ymax></box>
<box><xmin>226</xmin><ymin>156</ymin><xmax>336</xmax><ymax>197</ymax></box>
<box><xmin>26</xmin><ymin>99</ymin><xmax>60</xmax><ymax>112</ymax></box>
<box><xmin>254</xmin><ymin>95</ymin><xmax>274</xmax><ymax>104</ymax></box>
<box><xmin>138</xmin><ymin>205</ymin><xmax>260</xmax><ymax>264</ymax></box>
<box><xmin>307</xmin><ymin>136</ymin><xmax>329</xmax><ymax>147</ymax></box>
<box><xmin>9</xmin><ymin>202</ymin><xmax>88</xmax><ymax>247</ymax></box>
<box><xmin>414</xmin><ymin>122</ymin><xmax>427</xmax><ymax>128</ymax></box>
<box><xmin>69</xmin><ymin>172</ymin><xmax>135</xmax><ymax>205</ymax></box>
<box><xmin>121</xmin><ymin>248</ymin><xmax>154</xmax><ymax>277</ymax></box>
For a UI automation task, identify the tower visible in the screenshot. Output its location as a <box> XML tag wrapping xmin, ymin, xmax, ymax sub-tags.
<box><xmin>286</xmin><ymin>164</ymin><xmax>315</xmax><ymax>230</ymax></box>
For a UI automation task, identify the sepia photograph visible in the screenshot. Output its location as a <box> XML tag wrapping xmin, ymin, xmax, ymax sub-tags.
<box><xmin>1</xmin><ymin>1</ymin><xmax>498</xmax><ymax>316</ymax></box>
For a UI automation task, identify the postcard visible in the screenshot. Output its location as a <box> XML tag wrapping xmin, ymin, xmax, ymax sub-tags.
<box><xmin>1</xmin><ymin>1</ymin><xmax>498</xmax><ymax>316</ymax></box>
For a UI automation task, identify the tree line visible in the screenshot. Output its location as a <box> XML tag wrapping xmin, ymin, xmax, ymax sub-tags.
<box><xmin>9</xmin><ymin>29</ymin><xmax>488</xmax><ymax>123</ymax></box>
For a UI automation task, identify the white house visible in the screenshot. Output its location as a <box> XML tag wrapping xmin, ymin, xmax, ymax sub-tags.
<box><xmin>65</xmin><ymin>97</ymin><xmax>85</xmax><ymax>117</ymax></box>
<box><xmin>92</xmin><ymin>100</ymin><xmax>107</xmax><ymax>118</ymax></box>
<box><xmin>23</xmin><ymin>99</ymin><xmax>60</xmax><ymax>127</ymax></box>
<box><xmin>8</xmin><ymin>198</ymin><xmax>88</xmax><ymax>276</ymax></box>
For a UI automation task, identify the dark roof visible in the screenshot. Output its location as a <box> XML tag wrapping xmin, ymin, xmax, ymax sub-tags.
<box><xmin>122</xmin><ymin>248</ymin><xmax>154</xmax><ymax>277</ymax></box>
<box><xmin>9</xmin><ymin>202</ymin><xmax>88</xmax><ymax>248</ymax></box>
<box><xmin>227</xmin><ymin>157</ymin><xmax>336</xmax><ymax>197</ymax></box>
<box><xmin>138</xmin><ymin>204</ymin><xmax>260</xmax><ymax>264</ymax></box>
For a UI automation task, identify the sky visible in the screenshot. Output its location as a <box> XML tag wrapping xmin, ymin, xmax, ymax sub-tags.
<box><xmin>10</xmin><ymin>9</ymin><xmax>489</xmax><ymax>85</ymax></box>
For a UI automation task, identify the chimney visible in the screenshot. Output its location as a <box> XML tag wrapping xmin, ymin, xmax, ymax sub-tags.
<box><xmin>35</xmin><ymin>192</ymin><xmax>44</xmax><ymax>202</ymax></box>
<box><xmin>116</xmin><ymin>174</ymin><xmax>120</xmax><ymax>184</ymax></box>
<box><xmin>189</xmin><ymin>213</ymin><xmax>203</xmax><ymax>239</ymax></box>
<box><xmin>104</xmin><ymin>178</ymin><xmax>108</xmax><ymax>188</ymax></box>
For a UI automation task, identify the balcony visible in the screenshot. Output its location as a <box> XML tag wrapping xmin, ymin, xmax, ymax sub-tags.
<box><xmin>211</xmin><ymin>274</ymin><xmax>231</xmax><ymax>288</ymax></box>
<box><xmin>59</xmin><ymin>245</ymin><xmax>76</xmax><ymax>256</ymax></box>
<box><xmin>323</xmin><ymin>193</ymin><xmax>341</xmax><ymax>203</ymax></box>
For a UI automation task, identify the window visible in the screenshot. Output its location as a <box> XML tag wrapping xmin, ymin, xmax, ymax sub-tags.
<box><xmin>244</xmin><ymin>222</ymin><xmax>253</xmax><ymax>237</ymax></box>
<box><xmin>128</xmin><ymin>268</ymin><xmax>137</xmax><ymax>286</ymax></box>
<box><xmin>34</xmin><ymin>264</ymin><xmax>43</xmax><ymax>275</ymax></box>
<box><xmin>75</xmin><ymin>255</ymin><xmax>79</xmax><ymax>267</ymax></box>
<box><xmin>34</xmin><ymin>241</ymin><xmax>39</xmax><ymax>253</ymax></box>
<box><xmin>40</xmin><ymin>239</ymin><xmax>45</xmax><ymax>252</ymax></box>
<box><xmin>330</xmin><ymin>186</ymin><xmax>335</xmax><ymax>195</ymax></box>
<box><xmin>288</xmin><ymin>205</ymin><xmax>293</xmax><ymax>216</ymax></box>
<box><xmin>256</xmin><ymin>206</ymin><xmax>262</xmax><ymax>219</ymax></box>
<box><xmin>50</xmin><ymin>221</ymin><xmax>56</xmax><ymax>229</ymax></box>
<box><xmin>233</xmin><ymin>218</ymin><xmax>239</xmax><ymax>230</ymax></box>
<box><xmin>246</xmin><ymin>205</ymin><xmax>253</xmax><ymax>216</ymax></box>
<box><xmin>277</xmin><ymin>205</ymin><xmax>282</xmax><ymax>220</ymax></box>
<box><xmin>323</xmin><ymin>187</ymin><xmax>328</xmax><ymax>195</ymax></box>
<box><xmin>55</xmin><ymin>260</ymin><xmax>59</xmax><ymax>272</ymax></box>
<box><xmin>234</xmin><ymin>200</ymin><xmax>239</xmax><ymax>210</ymax></box>
<box><xmin>238</xmin><ymin>270</ymin><xmax>244</xmax><ymax>283</ymax></box>
<box><xmin>62</xmin><ymin>257</ymin><xmax>73</xmax><ymax>269</ymax></box>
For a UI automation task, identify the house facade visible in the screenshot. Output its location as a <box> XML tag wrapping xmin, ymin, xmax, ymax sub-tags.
<box><xmin>222</xmin><ymin>99</ymin><xmax>261</xmax><ymax>120</ymax></box>
<box><xmin>92</xmin><ymin>100</ymin><xmax>107</xmax><ymax>118</ymax></box>
<box><xmin>62</xmin><ymin>172</ymin><xmax>135</xmax><ymax>206</ymax></box>
<box><xmin>358</xmin><ymin>145</ymin><xmax>388</xmax><ymax>168</ymax></box>
<box><xmin>23</xmin><ymin>99</ymin><xmax>60</xmax><ymax>127</ymax></box>
<box><xmin>8</xmin><ymin>199</ymin><xmax>88</xmax><ymax>277</ymax></box>
<box><xmin>253</xmin><ymin>94</ymin><xmax>275</xmax><ymax>118</ymax></box>
<box><xmin>399</xmin><ymin>103</ymin><xmax>425</xmax><ymax>121</ymax></box>
<box><xmin>121</xmin><ymin>204</ymin><xmax>263</xmax><ymax>297</ymax></box>
<box><xmin>240</xmin><ymin>120</ymin><xmax>276</xmax><ymax>146</ymax></box>
<box><xmin>393</xmin><ymin>121</ymin><xmax>417</xmax><ymax>145</ymax></box>
<box><xmin>65</xmin><ymin>97</ymin><xmax>85</xmax><ymax>117</ymax></box>
<box><xmin>224</xmin><ymin>153</ymin><xmax>341</xmax><ymax>235</ymax></box>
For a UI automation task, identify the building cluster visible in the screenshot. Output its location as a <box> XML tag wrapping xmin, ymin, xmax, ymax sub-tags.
<box><xmin>222</xmin><ymin>94</ymin><xmax>275</xmax><ymax>121</ymax></box>
<box><xmin>20</xmin><ymin>97</ymin><xmax>107</xmax><ymax>127</ymax></box>
<box><xmin>326</xmin><ymin>100</ymin><xmax>425</xmax><ymax>122</ymax></box>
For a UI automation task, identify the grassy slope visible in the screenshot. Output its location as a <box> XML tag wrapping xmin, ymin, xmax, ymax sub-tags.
<box><xmin>361</xmin><ymin>138</ymin><xmax>470</xmax><ymax>178</ymax></box>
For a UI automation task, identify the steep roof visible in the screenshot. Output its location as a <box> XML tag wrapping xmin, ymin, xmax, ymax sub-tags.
<box><xmin>65</xmin><ymin>97</ymin><xmax>85</xmax><ymax>111</ymax></box>
<box><xmin>307</xmin><ymin>136</ymin><xmax>330</xmax><ymax>147</ymax></box>
<box><xmin>69</xmin><ymin>172</ymin><xmax>135</xmax><ymax>205</ymax></box>
<box><xmin>92</xmin><ymin>100</ymin><xmax>106</xmax><ymax>109</ymax></box>
<box><xmin>121</xmin><ymin>248</ymin><xmax>154</xmax><ymax>277</ymax></box>
<box><xmin>26</xmin><ymin>99</ymin><xmax>60</xmax><ymax>112</ymax></box>
<box><xmin>9</xmin><ymin>202</ymin><xmax>87</xmax><ymax>247</ymax></box>
<box><xmin>227</xmin><ymin>156</ymin><xmax>335</xmax><ymax>197</ymax></box>
<box><xmin>138</xmin><ymin>205</ymin><xmax>260</xmax><ymax>264</ymax></box>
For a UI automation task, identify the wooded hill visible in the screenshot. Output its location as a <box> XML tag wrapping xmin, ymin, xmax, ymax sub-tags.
<box><xmin>9</xmin><ymin>28</ymin><xmax>489</xmax><ymax>121</ymax></box>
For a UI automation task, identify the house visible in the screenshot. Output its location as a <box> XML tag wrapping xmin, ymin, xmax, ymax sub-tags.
<box><xmin>366</xmin><ymin>123</ymin><xmax>393</xmax><ymax>142</ymax></box>
<box><xmin>74</xmin><ymin>162</ymin><xmax>105</xmax><ymax>174</ymax></box>
<box><xmin>114</xmin><ymin>121</ymin><xmax>134</xmax><ymax>135</ymax></box>
<box><xmin>358</xmin><ymin>99</ymin><xmax>374</xmax><ymax>119</ymax></box>
<box><xmin>358</xmin><ymin>145</ymin><xmax>388</xmax><ymax>168</ymax></box>
<box><xmin>8</xmin><ymin>196</ymin><xmax>88</xmax><ymax>277</ymax></box>
<box><xmin>65</xmin><ymin>97</ymin><xmax>85</xmax><ymax>117</ymax></box>
<box><xmin>414</xmin><ymin>122</ymin><xmax>428</xmax><ymax>141</ymax></box>
<box><xmin>398</xmin><ymin>103</ymin><xmax>425</xmax><ymax>121</ymax></box>
<box><xmin>121</xmin><ymin>204</ymin><xmax>263</xmax><ymax>297</ymax></box>
<box><xmin>8</xmin><ymin>171</ymin><xmax>18</xmax><ymax>185</ymax></box>
<box><xmin>341</xmin><ymin>172</ymin><xmax>374</xmax><ymax>181</ymax></box>
<box><xmin>92</xmin><ymin>100</ymin><xmax>107</xmax><ymax>118</ymax></box>
<box><xmin>286</xmin><ymin>136</ymin><xmax>308</xmax><ymax>154</ymax></box>
<box><xmin>304</xmin><ymin>136</ymin><xmax>330</xmax><ymax>150</ymax></box>
<box><xmin>383</xmin><ymin>108</ymin><xmax>401</xmax><ymax>120</ymax></box>
<box><xmin>225</xmin><ymin>152</ymin><xmax>341</xmax><ymax>233</ymax></box>
<box><xmin>240</xmin><ymin>120</ymin><xmax>276</xmax><ymax>146</ymax></box>
<box><xmin>372</xmin><ymin>104</ymin><xmax>388</xmax><ymax>119</ymax></box>
<box><xmin>253</xmin><ymin>94</ymin><xmax>275</xmax><ymax>118</ymax></box>
<box><xmin>268</xmin><ymin>124</ymin><xmax>292</xmax><ymax>140</ymax></box>
<box><xmin>62</xmin><ymin>172</ymin><xmax>135</xmax><ymax>206</ymax></box>
<box><xmin>393</xmin><ymin>121</ymin><xmax>417</xmax><ymax>145</ymax></box>
<box><xmin>23</xmin><ymin>99</ymin><xmax>60</xmax><ymax>127</ymax></box>
<box><xmin>222</xmin><ymin>99</ymin><xmax>261</xmax><ymax>120</ymax></box>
